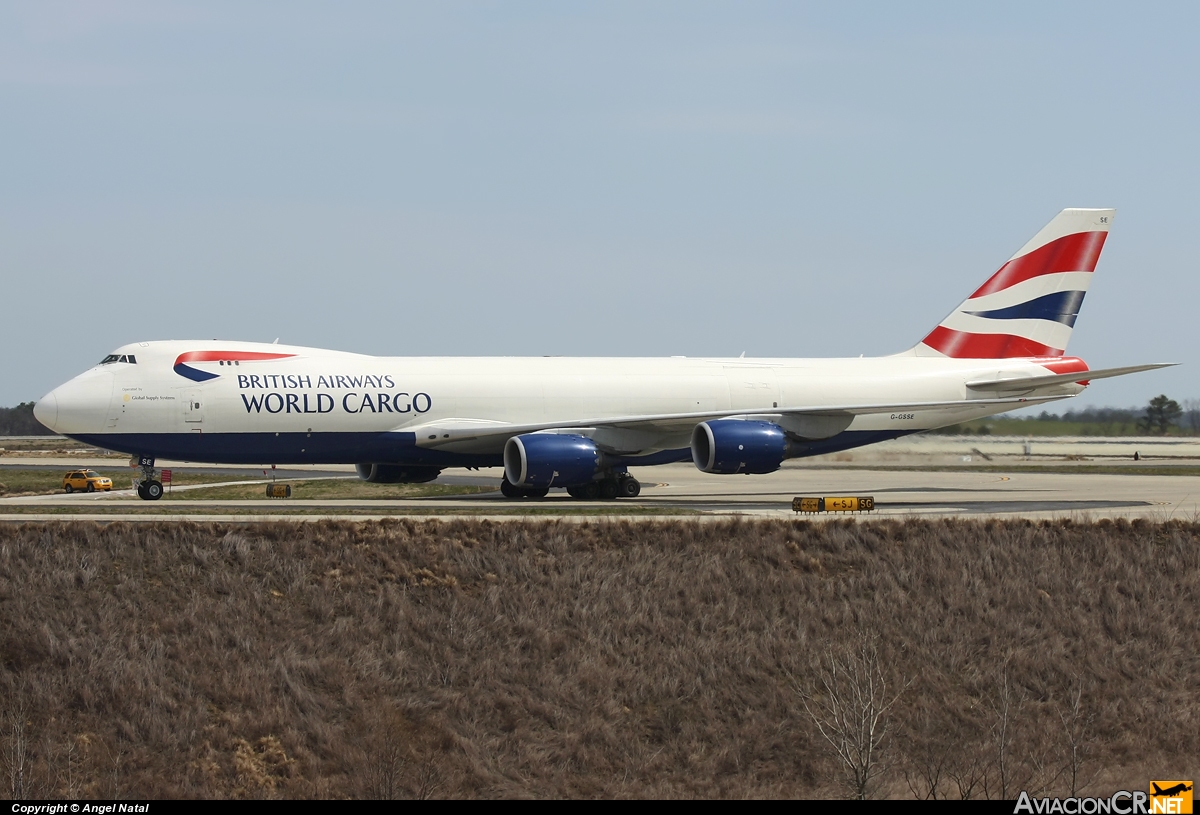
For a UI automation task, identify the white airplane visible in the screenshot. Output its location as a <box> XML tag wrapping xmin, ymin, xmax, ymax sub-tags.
<box><xmin>35</xmin><ymin>208</ymin><xmax>1172</xmax><ymax>501</ymax></box>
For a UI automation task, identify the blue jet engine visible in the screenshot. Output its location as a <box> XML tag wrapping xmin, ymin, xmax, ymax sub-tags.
<box><xmin>691</xmin><ymin>420</ymin><xmax>789</xmax><ymax>474</ymax></box>
<box><xmin>504</xmin><ymin>433</ymin><xmax>603</xmax><ymax>488</ymax></box>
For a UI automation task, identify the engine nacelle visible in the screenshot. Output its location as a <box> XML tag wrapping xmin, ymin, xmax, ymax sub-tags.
<box><xmin>691</xmin><ymin>420</ymin><xmax>789</xmax><ymax>474</ymax></box>
<box><xmin>355</xmin><ymin>463</ymin><xmax>442</xmax><ymax>484</ymax></box>
<box><xmin>504</xmin><ymin>433</ymin><xmax>602</xmax><ymax>488</ymax></box>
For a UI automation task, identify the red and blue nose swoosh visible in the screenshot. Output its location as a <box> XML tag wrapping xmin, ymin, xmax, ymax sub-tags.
<box><xmin>173</xmin><ymin>351</ymin><xmax>296</xmax><ymax>382</ymax></box>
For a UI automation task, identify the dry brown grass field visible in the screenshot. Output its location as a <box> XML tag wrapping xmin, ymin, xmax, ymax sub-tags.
<box><xmin>0</xmin><ymin>518</ymin><xmax>1195</xmax><ymax>799</ymax></box>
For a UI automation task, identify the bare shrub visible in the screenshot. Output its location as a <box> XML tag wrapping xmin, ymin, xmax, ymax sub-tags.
<box><xmin>796</xmin><ymin>635</ymin><xmax>909</xmax><ymax>799</ymax></box>
<box><xmin>2</xmin><ymin>691</ymin><xmax>31</xmax><ymax>799</ymax></box>
<box><xmin>1057</xmin><ymin>676</ymin><xmax>1097</xmax><ymax>797</ymax></box>
<box><xmin>361</xmin><ymin>706</ymin><xmax>444</xmax><ymax>800</ymax></box>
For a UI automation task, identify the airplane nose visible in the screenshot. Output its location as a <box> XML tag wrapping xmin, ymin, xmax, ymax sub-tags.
<box><xmin>35</xmin><ymin>371</ymin><xmax>112</xmax><ymax>435</ymax></box>
<box><xmin>34</xmin><ymin>391</ymin><xmax>59</xmax><ymax>433</ymax></box>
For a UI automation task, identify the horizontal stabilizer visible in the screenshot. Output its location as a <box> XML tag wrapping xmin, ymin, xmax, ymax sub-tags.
<box><xmin>966</xmin><ymin>363</ymin><xmax>1177</xmax><ymax>392</ymax></box>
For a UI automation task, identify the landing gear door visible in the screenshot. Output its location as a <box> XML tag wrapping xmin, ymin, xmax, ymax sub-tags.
<box><xmin>183</xmin><ymin>391</ymin><xmax>204</xmax><ymax>424</ymax></box>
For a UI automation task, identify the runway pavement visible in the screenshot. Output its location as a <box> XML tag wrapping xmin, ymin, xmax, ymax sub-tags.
<box><xmin>2</xmin><ymin>461</ymin><xmax>1197</xmax><ymax>522</ymax></box>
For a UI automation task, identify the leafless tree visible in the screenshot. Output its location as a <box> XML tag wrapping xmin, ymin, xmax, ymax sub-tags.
<box><xmin>947</xmin><ymin>750</ymin><xmax>989</xmax><ymax>800</ymax></box>
<box><xmin>3</xmin><ymin>696</ymin><xmax>30</xmax><ymax>799</ymax></box>
<box><xmin>796</xmin><ymin>636</ymin><xmax>910</xmax><ymax>799</ymax></box>
<box><xmin>1057</xmin><ymin>677</ymin><xmax>1097</xmax><ymax>797</ymax></box>
<box><xmin>899</xmin><ymin>703</ymin><xmax>952</xmax><ymax>799</ymax></box>
<box><xmin>981</xmin><ymin>662</ymin><xmax>1064</xmax><ymax>799</ymax></box>
<box><xmin>365</xmin><ymin>709</ymin><xmax>408</xmax><ymax>799</ymax></box>
<box><xmin>364</xmin><ymin>707</ymin><xmax>443</xmax><ymax>800</ymax></box>
<box><xmin>984</xmin><ymin>663</ymin><xmax>1020</xmax><ymax>800</ymax></box>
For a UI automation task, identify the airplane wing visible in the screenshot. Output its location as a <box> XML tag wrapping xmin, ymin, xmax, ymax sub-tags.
<box><xmin>402</xmin><ymin>393</ymin><xmax>1072</xmax><ymax>455</ymax></box>
<box><xmin>966</xmin><ymin>363</ymin><xmax>1177</xmax><ymax>392</ymax></box>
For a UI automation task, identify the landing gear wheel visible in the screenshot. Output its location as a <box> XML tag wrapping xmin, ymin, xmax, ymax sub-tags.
<box><xmin>500</xmin><ymin>478</ymin><xmax>548</xmax><ymax>499</ymax></box>
<box><xmin>618</xmin><ymin>476</ymin><xmax>641</xmax><ymax>498</ymax></box>
<box><xmin>599</xmin><ymin>480</ymin><xmax>619</xmax><ymax>500</ymax></box>
<box><xmin>64</xmin><ymin>484</ymin><xmax>74</xmax><ymax>494</ymax></box>
<box><xmin>136</xmin><ymin>483</ymin><xmax>148</xmax><ymax>500</ymax></box>
<box><xmin>580</xmin><ymin>481</ymin><xmax>600</xmax><ymax>500</ymax></box>
<box><xmin>144</xmin><ymin>480</ymin><xmax>164</xmax><ymax>501</ymax></box>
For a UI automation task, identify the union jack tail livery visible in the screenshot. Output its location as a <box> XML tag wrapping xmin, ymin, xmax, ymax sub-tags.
<box><xmin>913</xmin><ymin>208</ymin><xmax>1114</xmax><ymax>358</ymax></box>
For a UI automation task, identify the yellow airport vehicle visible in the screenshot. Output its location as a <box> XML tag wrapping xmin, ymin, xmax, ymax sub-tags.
<box><xmin>63</xmin><ymin>470</ymin><xmax>113</xmax><ymax>493</ymax></box>
<box><xmin>266</xmin><ymin>483</ymin><xmax>292</xmax><ymax>498</ymax></box>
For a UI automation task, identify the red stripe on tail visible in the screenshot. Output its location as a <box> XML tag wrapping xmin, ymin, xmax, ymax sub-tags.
<box><xmin>922</xmin><ymin>326</ymin><xmax>1062</xmax><ymax>358</ymax></box>
<box><xmin>1042</xmin><ymin>356</ymin><xmax>1090</xmax><ymax>384</ymax></box>
<box><xmin>971</xmin><ymin>231</ymin><xmax>1107</xmax><ymax>298</ymax></box>
<box><xmin>1042</xmin><ymin>357</ymin><xmax>1088</xmax><ymax>375</ymax></box>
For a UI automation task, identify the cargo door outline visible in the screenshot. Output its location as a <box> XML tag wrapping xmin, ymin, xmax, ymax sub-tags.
<box><xmin>184</xmin><ymin>391</ymin><xmax>204</xmax><ymax>425</ymax></box>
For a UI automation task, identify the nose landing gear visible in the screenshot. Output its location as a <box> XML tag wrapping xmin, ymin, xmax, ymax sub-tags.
<box><xmin>133</xmin><ymin>456</ymin><xmax>164</xmax><ymax>501</ymax></box>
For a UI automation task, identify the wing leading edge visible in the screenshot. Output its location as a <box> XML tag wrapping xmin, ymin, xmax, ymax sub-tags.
<box><xmin>397</xmin><ymin>362</ymin><xmax>1174</xmax><ymax>456</ymax></box>
<box><xmin>400</xmin><ymin>394</ymin><xmax>1063</xmax><ymax>455</ymax></box>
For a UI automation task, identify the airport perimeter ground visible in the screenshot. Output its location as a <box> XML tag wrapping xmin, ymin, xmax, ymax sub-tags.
<box><xmin>0</xmin><ymin>435</ymin><xmax>1196</xmax><ymax>798</ymax></box>
<box><xmin>2</xmin><ymin>434</ymin><xmax>1198</xmax><ymax>521</ymax></box>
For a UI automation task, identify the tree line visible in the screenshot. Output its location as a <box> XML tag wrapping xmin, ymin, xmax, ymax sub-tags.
<box><xmin>0</xmin><ymin>403</ymin><xmax>53</xmax><ymax>436</ymax></box>
<box><xmin>1036</xmin><ymin>395</ymin><xmax>1196</xmax><ymax>434</ymax></box>
<box><xmin>930</xmin><ymin>395</ymin><xmax>1199</xmax><ymax>436</ymax></box>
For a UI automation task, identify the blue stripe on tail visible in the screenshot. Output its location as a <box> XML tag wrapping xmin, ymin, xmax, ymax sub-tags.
<box><xmin>965</xmin><ymin>290</ymin><xmax>1086</xmax><ymax>327</ymax></box>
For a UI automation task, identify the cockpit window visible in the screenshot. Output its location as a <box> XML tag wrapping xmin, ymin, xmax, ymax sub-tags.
<box><xmin>99</xmin><ymin>354</ymin><xmax>137</xmax><ymax>365</ymax></box>
<box><xmin>100</xmin><ymin>354</ymin><xmax>120</xmax><ymax>364</ymax></box>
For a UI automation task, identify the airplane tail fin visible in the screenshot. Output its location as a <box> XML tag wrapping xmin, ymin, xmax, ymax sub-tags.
<box><xmin>910</xmin><ymin>208</ymin><xmax>1115</xmax><ymax>358</ymax></box>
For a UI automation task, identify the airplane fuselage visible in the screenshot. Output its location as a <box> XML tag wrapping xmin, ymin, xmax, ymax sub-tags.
<box><xmin>37</xmin><ymin>339</ymin><xmax>1081</xmax><ymax>467</ymax></box>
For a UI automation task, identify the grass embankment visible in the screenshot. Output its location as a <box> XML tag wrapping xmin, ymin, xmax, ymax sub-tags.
<box><xmin>0</xmin><ymin>518</ymin><xmax>1195</xmax><ymax>798</ymax></box>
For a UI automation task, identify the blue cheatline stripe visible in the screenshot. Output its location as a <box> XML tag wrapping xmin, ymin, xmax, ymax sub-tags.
<box><xmin>64</xmin><ymin>429</ymin><xmax>915</xmax><ymax>469</ymax></box>
<box><xmin>173</xmin><ymin>364</ymin><xmax>220</xmax><ymax>382</ymax></box>
<box><xmin>965</xmin><ymin>290</ymin><xmax>1086</xmax><ymax>327</ymax></box>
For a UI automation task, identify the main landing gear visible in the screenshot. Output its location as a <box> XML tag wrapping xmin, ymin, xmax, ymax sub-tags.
<box><xmin>500</xmin><ymin>479</ymin><xmax>549</xmax><ymax>499</ymax></box>
<box><xmin>133</xmin><ymin>456</ymin><xmax>163</xmax><ymax>501</ymax></box>
<box><xmin>499</xmin><ymin>472</ymin><xmax>641</xmax><ymax>501</ymax></box>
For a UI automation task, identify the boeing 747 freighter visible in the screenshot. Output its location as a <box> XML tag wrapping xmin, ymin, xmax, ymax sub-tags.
<box><xmin>35</xmin><ymin>208</ymin><xmax>1173</xmax><ymax>500</ymax></box>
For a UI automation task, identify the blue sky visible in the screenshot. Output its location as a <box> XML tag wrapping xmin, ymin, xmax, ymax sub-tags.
<box><xmin>3</xmin><ymin>1</ymin><xmax>1196</xmax><ymax>412</ymax></box>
